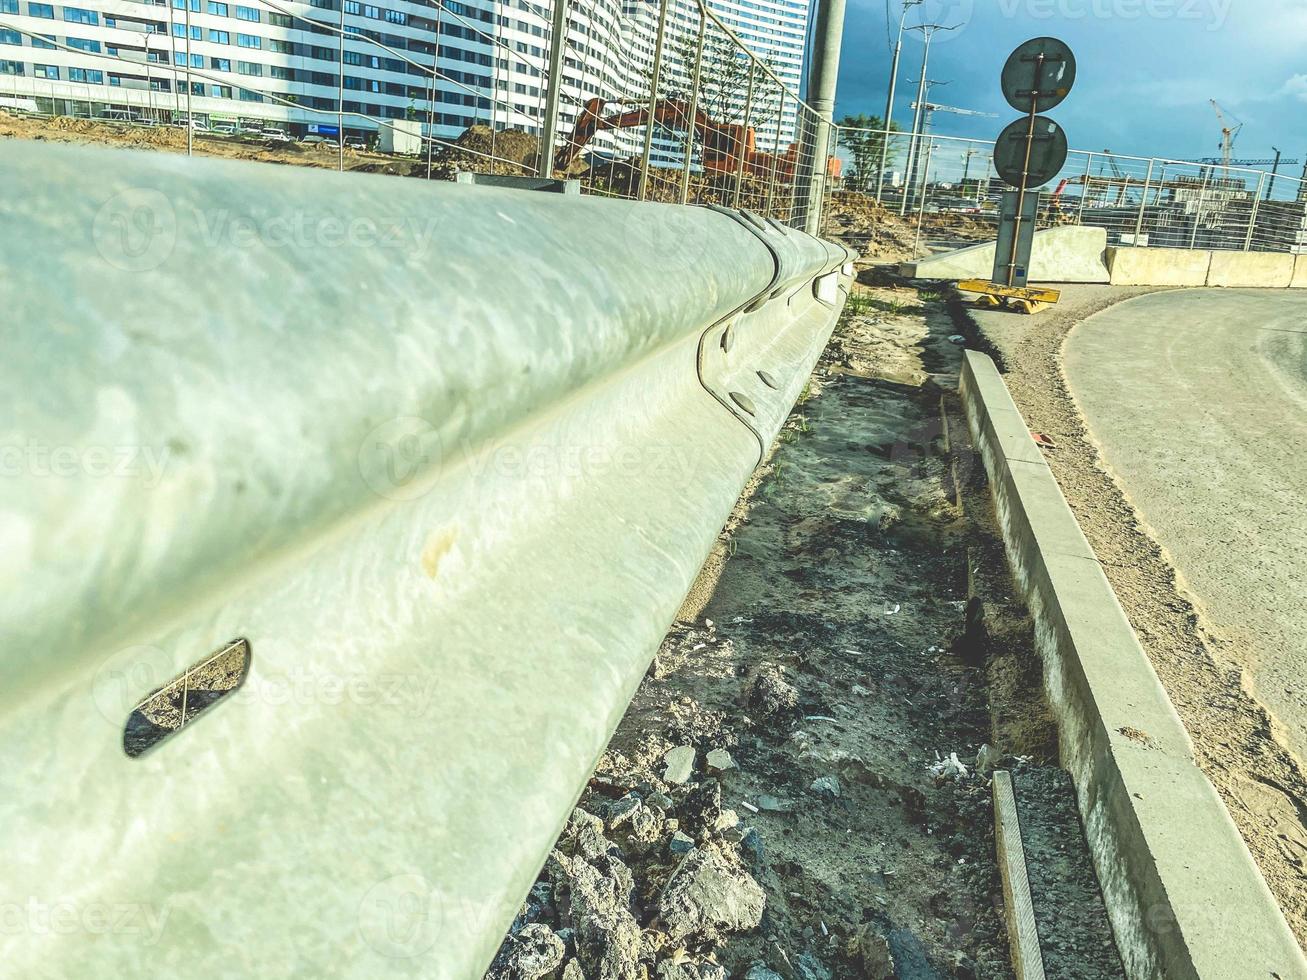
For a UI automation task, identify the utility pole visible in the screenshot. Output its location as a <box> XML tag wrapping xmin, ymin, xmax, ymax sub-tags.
<box><xmin>898</xmin><ymin>22</ymin><xmax>958</xmax><ymax>216</ymax></box>
<box><xmin>537</xmin><ymin>0</ymin><xmax>569</xmax><ymax>177</ymax></box>
<box><xmin>801</xmin><ymin>0</ymin><xmax>847</xmax><ymax>235</ymax></box>
<box><xmin>875</xmin><ymin>0</ymin><xmax>923</xmax><ymax>203</ymax></box>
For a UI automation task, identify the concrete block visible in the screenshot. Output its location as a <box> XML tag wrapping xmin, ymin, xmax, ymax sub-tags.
<box><xmin>1291</xmin><ymin>253</ymin><xmax>1307</xmax><ymax>288</ymax></box>
<box><xmin>902</xmin><ymin>225</ymin><xmax>1109</xmax><ymax>283</ymax></box>
<box><xmin>1207</xmin><ymin>250</ymin><xmax>1295</xmax><ymax>288</ymax></box>
<box><xmin>1105</xmin><ymin>247</ymin><xmax>1212</xmax><ymax>286</ymax></box>
<box><xmin>958</xmin><ymin>349</ymin><xmax>1307</xmax><ymax>980</ymax></box>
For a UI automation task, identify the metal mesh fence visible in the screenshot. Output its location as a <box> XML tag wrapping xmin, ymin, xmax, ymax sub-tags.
<box><xmin>837</xmin><ymin>123</ymin><xmax>1307</xmax><ymax>257</ymax></box>
<box><xmin>0</xmin><ymin>0</ymin><xmax>836</xmax><ymax>231</ymax></box>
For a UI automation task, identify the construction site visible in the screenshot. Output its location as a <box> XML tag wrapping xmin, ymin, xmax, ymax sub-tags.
<box><xmin>2</xmin><ymin>1</ymin><xmax>1307</xmax><ymax>979</ymax></box>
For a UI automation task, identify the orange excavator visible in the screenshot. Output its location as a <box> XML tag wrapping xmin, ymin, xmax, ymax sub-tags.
<box><xmin>555</xmin><ymin>97</ymin><xmax>841</xmax><ymax>182</ymax></box>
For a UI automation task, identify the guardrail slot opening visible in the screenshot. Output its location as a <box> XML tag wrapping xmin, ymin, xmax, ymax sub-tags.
<box><xmin>123</xmin><ymin>639</ymin><xmax>251</xmax><ymax>758</ymax></box>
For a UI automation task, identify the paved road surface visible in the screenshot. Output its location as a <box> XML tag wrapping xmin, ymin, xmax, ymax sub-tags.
<box><xmin>1064</xmin><ymin>288</ymin><xmax>1307</xmax><ymax>760</ymax></box>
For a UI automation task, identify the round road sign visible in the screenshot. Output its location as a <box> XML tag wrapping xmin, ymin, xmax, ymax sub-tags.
<box><xmin>993</xmin><ymin>116</ymin><xmax>1069</xmax><ymax>189</ymax></box>
<box><xmin>1001</xmin><ymin>37</ymin><xmax>1076</xmax><ymax>113</ymax></box>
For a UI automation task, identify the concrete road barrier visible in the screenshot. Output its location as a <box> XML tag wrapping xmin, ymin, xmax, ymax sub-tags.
<box><xmin>959</xmin><ymin>349</ymin><xmax>1307</xmax><ymax>980</ymax></box>
<box><xmin>1207</xmin><ymin>251</ymin><xmax>1296</xmax><ymax>288</ymax></box>
<box><xmin>1292</xmin><ymin>254</ymin><xmax>1307</xmax><ymax>289</ymax></box>
<box><xmin>901</xmin><ymin>226</ymin><xmax>1110</xmax><ymax>283</ymax></box>
<box><xmin>1104</xmin><ymin>246</ymin><xmax>1213</xmax><ymax>287</ymax></box>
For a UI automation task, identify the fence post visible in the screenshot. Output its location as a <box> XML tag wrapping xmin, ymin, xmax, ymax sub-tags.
<box><xmin>637</xmin><ymin>0</ymin><xmax>672</xmax><ymax>202</ymax></box>
<box><xmin>1133</xmin><ymin>158</ymin><xmax>1154</xmax><ymax>243</ymax></box>
<box><xmin>913</xmin><ymin>139</ymin><xmax>934</xmax><ymax>256</ymax></box>
<box><xmin>679</xmin><ymin>6</ymin><xmax>708</xmax><ymax>205</ymax></box>
<box><xmin>1189</xmin><ymin>169</ymin><xmax>1210</xmax><ymax>249</ymax></box>
<box><xmin>732</xmin><ymin>62</ymin><xmax>756</xmax><ymax>210</ymax></box>
<box><xmin>1245</xmin><ymin>172</ymin><xmax>1266</xmax><ymax>251</ymax></box>
<box><xmin>537</xmin><ymin>0</ymin><xmax>569</xmax><ymax>177</ymax></box>
<box><xmin>1076</xmin><ymin>151</ymin><xmax>1094</xmax><ymax>225</ymax></box>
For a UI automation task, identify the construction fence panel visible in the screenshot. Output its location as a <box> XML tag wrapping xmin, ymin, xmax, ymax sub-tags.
<box><xmin>834</xmin><ymin>124</ymin><xmax>1307</xmax><ymax>258</ymax></box>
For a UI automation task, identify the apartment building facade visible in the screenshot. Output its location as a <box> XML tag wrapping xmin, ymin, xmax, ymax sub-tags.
<box><xmin>0</xmin><ymin>0</ymin><xmax>812</xmax><ymax>149</ymax></box>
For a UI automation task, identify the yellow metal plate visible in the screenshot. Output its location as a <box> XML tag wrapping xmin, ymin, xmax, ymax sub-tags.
<box><xmin>957</xmin><ymin>279</ymin><xmax>1061</xmax><ymax>304</ymax></box>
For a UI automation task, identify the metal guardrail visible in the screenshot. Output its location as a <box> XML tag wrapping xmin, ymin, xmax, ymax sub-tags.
<box><xmin>0</xmin><ymin>0</ymin><xmax>837</xmax><ymax>232</ymax></box>
<box><xmin>837</xmin><ymin>125</ymin><xmax>1307</xmax><ymax>257</ymax></box>
<box><xmin>0</xmin><ymin>138</ymin><xmax>853</xmax><ymax>977</ymax></box>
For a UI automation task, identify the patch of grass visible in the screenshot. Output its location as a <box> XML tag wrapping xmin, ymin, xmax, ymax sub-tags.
<box><xmin>797</xmin><ymin>381</ymin><xmax>813</xmax><ymax>405</ymax></box>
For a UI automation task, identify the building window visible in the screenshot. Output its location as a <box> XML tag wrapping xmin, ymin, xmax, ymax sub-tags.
<box><xmin>68</xmin><ymin>67</ymin><xmax>103</xmax><ymax>82</ymax></box>
<box><xmin>210</xmin><ymin>84</ymin><xmax>232</xmax><ymax>97</ymax></box>
<box><xmin>207</xmin><ymin>0</ymin><xmax>227</xmax><ymax>13</ymax></box>
<box><xmin>66</xmin><ymin>37</ymin><xmax>102</xmax><ymax>52</ymax></box>
<box><xmin>384</xmin><ymin>8</ymin><xmax>405</xmax><ymax>24</ymax></box>
<box><xmin>63</xmin><ymin>6</ymin><xmax>98</xmax><ymax>24</ymax></box>
<box><xmin>235</xmin><ymin>5</ymin><xmax>258</xmax><ymax>21</ymax></box>
<box><xmin>0</xmin><ymin>0</ymin><xmax>17</xmax><ymax>14</ymax></box>
<box><xmin>210</xmin><ymin>56</ymin><xmax>230</xmax><ymax>70</ymax></box>
<box><xmin>239</xmin><ymin>88</ymin><xmax>262</xmax><ymax>101</ymax></box>
<box><xmin>344</xmin><ymin>0</ymin><xmax>359</xmax><ymax>12</ymax></box>
<box><xmin>208</xmin><ymin>29</ymin><xmax>229</xmax><ymax>43</ymax></box>
<box><xmin>236</xmin><ymin>59</ymin><xmax>260</xmax><ymax>75</ymax></box>
<box><xmin>34</xmin><ymin>62</ymin><xmax>57</xmax><ymax>78</ymax></box>
<box><xmin>31</xmin><ymin>33</ymin><xmax>53</xmax><ymax>47</ymax></box>
<box><xmin>0</xmin><ymin>28</ymin><xmax>20</xmax><ymax>44</ymax></box>
<box><xmin>236</xmin><ymin>32</ymin><xmax>259</xmax><ymax>48</ymax></box>
<box><xmin>27</xmin><ymin>2</ymin><xmax>54</xmax><ymax>16</ymax></box>
<box><xmin>0</xmin><ymin>58</ymin><xmax>21</xmax><ymax>73</ymax></box>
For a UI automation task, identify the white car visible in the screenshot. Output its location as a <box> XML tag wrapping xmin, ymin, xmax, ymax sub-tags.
<box><xmin>261</xmin><ymin>128</ymin><xmax>292</xmax><ymax>143</ymax></box>
<box><xmin>211</xmin><ymin>123</ymin><xmax>238</xmax><ymax>136</ymax></box>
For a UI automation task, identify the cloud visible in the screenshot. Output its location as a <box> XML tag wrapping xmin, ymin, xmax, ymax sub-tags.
<box><xmin>1277</xmin><ymin>75</ymin><xmax>1307</xmax><ymax>103</ymax></box>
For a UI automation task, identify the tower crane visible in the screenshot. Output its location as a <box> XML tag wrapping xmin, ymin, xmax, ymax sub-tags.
<box><xmin>1210</xmin><ymin>100</ymin><xmax>1243</xmax><ymax>174</ymax></box>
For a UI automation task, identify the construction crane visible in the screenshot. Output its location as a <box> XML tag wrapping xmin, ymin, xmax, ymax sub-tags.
<box><xmin>909</xmin><ymin>101</ymin><xmax>999</xmax><ymax>124</ymax></box>
<box><xmin>1210</xmin><ymin>100</ymin><xmax>1243</xmax><ymax>173</ymax></box>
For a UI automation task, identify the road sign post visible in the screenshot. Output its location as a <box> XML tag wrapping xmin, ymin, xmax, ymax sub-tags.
<box><xmin>961</xmin><ymin>37</ymin><xmax>1077</xmax><ymax>314</ymax></box>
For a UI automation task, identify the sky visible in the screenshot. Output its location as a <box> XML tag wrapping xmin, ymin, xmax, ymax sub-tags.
<box><xmin>829</xmin><ymin>0</ymin><xmax>1307</xmax><ymax>166</ymax></box>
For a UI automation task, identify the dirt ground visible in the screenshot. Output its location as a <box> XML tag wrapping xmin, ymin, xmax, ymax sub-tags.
<box><xmin>0</xmin><ymin>111</ymin><xmax>538</xmax><ymax>179</ymax></box>
<box><xmin>822</xmin><ymin>194</ymin><xmax>994</xmax><ymax>267</ymax></box>
<box><xmin>960</xmin><ymin>284</ymin><xmax>1307</xmax><ymax>950</ymax></box>
<box><xmin>484</xmin><ymin>273</ymin><xmax>1122</xmax><ymax>979</ymax></box>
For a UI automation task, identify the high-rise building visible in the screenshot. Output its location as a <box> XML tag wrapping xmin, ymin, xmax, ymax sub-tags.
<box><xmin>0</xmin><ymin>0</ymin><xmax>812</xmax><ymax>152</ymax></box>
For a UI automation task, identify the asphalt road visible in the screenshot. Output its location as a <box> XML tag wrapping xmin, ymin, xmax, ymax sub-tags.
<box><xmin>1064</xmin><ymin>288</ymin><xmax>1307</xmax><ymax>762</ymax></box>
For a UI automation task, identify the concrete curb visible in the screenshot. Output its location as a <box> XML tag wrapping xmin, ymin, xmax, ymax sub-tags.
<box><xmin>959</xmin><ymin>350</ymin><xmax>1307</xmax><ymax>980</ymax></box>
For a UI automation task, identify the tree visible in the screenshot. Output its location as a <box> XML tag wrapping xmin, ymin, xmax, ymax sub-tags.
<box><xmin>837</xmin><ymin>114</ymin><xmax>900</xmax><ymax>192</ymax></box>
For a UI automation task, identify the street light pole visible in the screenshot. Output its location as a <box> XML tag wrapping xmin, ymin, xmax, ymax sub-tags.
<box><xmin>875</xmin><ymin>0</ymin><xmax>922</xmax><ymax>203</ymax></box>
<box><xmin>898</xmin><ymin>22</ymin><xmax>957</xmax><ymax>216</ymax></box>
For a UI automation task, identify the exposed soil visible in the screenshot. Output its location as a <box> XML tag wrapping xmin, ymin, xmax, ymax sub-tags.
<box><xmin>484</xmin><ymin>268</ymin><xmax>1122</xmax><ymax>979</ymax></box>
<box><xmin>0</xmin><ymin>110</ymin><xmax>537</xmax><ymax>180</ymax></box>
<box><xmin>957</xmin><ymin>285</ymin><xmax>1307</xmax><ymax>950</ymax></box>
<box><xmin>822</xmin><ymin>194</ymin><xmax>994</xmax><ymax>266</ymax></box>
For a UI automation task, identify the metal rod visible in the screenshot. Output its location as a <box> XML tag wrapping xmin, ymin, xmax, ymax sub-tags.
<box><xmin>1076</xmin><ymin>151</ymin><xmax>1093</xmax><ymax>225</ymax></box>
<box><xmin>764</xmin><ymin>88</ymin><xmax>786</xmax><ymax>218</ymax></box>
<box><xmin>338</xmin><ymin>0</ymin><xmax>345</xmax><ymax>172</ymax></box>
<box><xmin>1246</xmin><ymin>172</ymin><xmax>1266</xmax><ymax>251</ymax></box>
<box><xmin>637</xmin><ymin>0</ymin><xmax>672</xmax><ymax>202</ymax></box>
<box><xmin>183</xmin><ymin>0</ymin><xmax>192</xmax><ymax>155</ymax></box>
<box><xmin>1189</xmin><ymin>169</ymin><xmax>1210</xmax><ymax>249</ymax></box>
<box><xmin>732</xmin><ymin>62</ymin><xmax>756</xmax><ymax>210</ymax></box>
<box><xmin>1133</xmin><ymin>158</ymin><xmax>1154</xmax><ymax>243</ymax></box>
<box><xmin>913</xmin><ymin>138</ymin><xmax>934</xmax><ymax>256</ymax></box>
<box><xmin>426</xmin><ymin>1</ymin><xmax>441</xmax><ymax>180</ymax></box>
<box><xmin>537</xmin><ymin>0</ymin><xmax>569</xmax><ymax>177</ymax></box>
<box><xmin>801</xmin><ymin>0</ymin><xmax>845</xmax><ymax>234</ymax></box>
<box><xmin>679</xmin><ymin>6</ymin><xmax>708</xmax><ymax>205</ymax></box>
